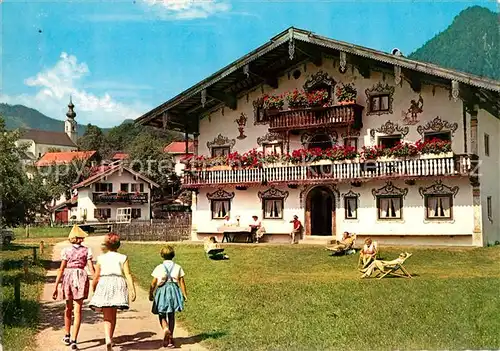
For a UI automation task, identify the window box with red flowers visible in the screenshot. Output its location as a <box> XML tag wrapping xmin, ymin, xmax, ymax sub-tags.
<box><xmin>262</xmin><ymin>94</ymin><xmax>284</xmax><ymax>114</ymax></box>
<box><xmin>285</xmin><ymin>89</ymin><xmax>308</xmax><ymax>108</ymax></box>
<box><xmin>416</xmin><ymin>138</ymin><xmax>453</xmax><ymax>158</ymax></box>
<box><xmin>336</xmin><ymin>83</ymin><xmax>357</xmax><ymax>104</ymax></box>
<box><xmin>307</xmin><ymin>89</ymin><xmax>330</xmax><ymax>107</ymax></box>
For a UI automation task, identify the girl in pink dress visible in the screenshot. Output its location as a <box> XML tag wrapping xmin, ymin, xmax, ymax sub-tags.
<box><xmin>53</xmin><ymin>225</ymin><xmax>95</xmax><ymax>350</ymax></box>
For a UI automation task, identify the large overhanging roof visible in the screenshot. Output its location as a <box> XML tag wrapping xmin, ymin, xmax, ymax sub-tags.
<box><xmin>136</xmin><ymin>27</ymin><xmax>500</xmax><ymax>132</ymax></box>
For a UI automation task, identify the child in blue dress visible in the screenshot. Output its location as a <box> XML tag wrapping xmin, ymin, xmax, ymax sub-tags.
<box><xmin>149</xmin><ymin>246</ymin><xmax>188</xmax><ymax>348</ymax></box>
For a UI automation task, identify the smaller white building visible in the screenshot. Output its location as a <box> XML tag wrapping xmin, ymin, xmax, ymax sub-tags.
<box><xmin>73</xmin><ymin>165</ymin><xmax>159</xmax><ymax>222</ymax></box>
<box><xmin>164</xmin><ymin>141</ymin><xmax>194</xmax><ymax>176</ymax></box>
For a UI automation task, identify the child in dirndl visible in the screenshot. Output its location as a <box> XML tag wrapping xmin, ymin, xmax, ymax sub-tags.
<box><xmin>53</xmin><ymin>225</ymin><xmax>95</xmax><ymax>350</ymax></box>
<box><xmin>149</xmin><ymin>246</ymin><xmax>188</xmax><ymax>348</ymax></box>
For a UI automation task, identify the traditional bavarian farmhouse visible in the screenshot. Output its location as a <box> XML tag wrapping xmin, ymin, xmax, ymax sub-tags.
<box><xmin>136</xmin><ymin>28</ymin><xmax>500</xmax><ymax>246</ymax></box>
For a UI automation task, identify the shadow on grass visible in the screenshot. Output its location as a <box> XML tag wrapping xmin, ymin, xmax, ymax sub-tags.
<box><xmin>97</xmin><ymin>330</ymin><xmax>228</xmax><ymax>350</ymax></box>
<box><xmin>1</xmin><ymin>299</ymin><xmax>40</xmax><ymax>328</ymax></box>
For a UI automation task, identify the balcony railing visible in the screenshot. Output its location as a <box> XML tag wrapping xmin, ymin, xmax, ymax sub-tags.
<box><xmin>268</xmin><ymin>104</ymin><xmax>364</xmax><ymax>131</ymax></box>
<box><xmin>93</xmin><ymin>192</ymin><xmax>149</xmax><ymax>204</ymax></box>
<box><xmin>182</xmin><ymin>154</ymin><xmax>472</xmax><ymax>187</ymax></box>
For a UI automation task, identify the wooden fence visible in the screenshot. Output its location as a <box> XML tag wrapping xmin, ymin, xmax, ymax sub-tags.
<box><xmin>112</xmin><ymin>213</ymin><xmax>192</xmax><ymax>242</ymax></box>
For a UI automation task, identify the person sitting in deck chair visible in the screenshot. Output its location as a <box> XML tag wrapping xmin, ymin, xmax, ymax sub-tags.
<box><xmin>360</xmin><ymin>252</ymin><xmax>411</xmax><ymax>278</ymax></box>
<box><xmin>359</xmin><ymin>237</ymin><xmax>377</xmax><ymax>268</ymax></box>
<box><xmin>326</xmin><ymin>232</ymin><xmax>355</xmax><ymax>255</ymax></box>
<box><xmin>204</xmin><ymin>237</ymin><xmax>229</xmax><ymax>260</ymax></box>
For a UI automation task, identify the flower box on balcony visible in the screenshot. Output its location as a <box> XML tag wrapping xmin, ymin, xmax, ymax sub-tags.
<box><xmin>208</xmin><ymin>165</ymin><xmax>232</xmax><ymax>171</ymax></box>
<box><xmin>420</xmin><ymin>152</ymin><xmax>454</xmax><ymax>159</ymax></box>
<box><xmin>311</xmin><ymin>160</ymin><xmax>333</xmax><ymax>166</ymax></box>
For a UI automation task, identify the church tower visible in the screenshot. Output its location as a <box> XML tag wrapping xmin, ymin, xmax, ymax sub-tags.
<box><xmin>65</xmin><ymin>96</ymin><xmax>78</xmax><ymax>144</ymax></box>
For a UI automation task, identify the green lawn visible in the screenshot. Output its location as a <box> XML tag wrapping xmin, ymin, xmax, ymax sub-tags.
<box><xmin>1</xmin><ymin>243</ymin><xmax>52</xmax><ymax>351</ymax></box>
<box><xmin>122</xmin><ymin>243</ymin><xmax>500</xmax><ymax>350</ymax></box>
<box><xmin>13</xmin><ymin>226</ymin><xmax>70</xmax><ymax>239</ymax></box>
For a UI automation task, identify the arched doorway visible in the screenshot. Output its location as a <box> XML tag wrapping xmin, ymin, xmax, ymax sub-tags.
<box><xmin>308</xmin><ymin>134</ymin><xmax>333</xmax><ymax>150</ymax></box>
<box><xmin>305</xmin><ymin>186</ymin><xmax>336</xmax><ymax>236</ymax></box>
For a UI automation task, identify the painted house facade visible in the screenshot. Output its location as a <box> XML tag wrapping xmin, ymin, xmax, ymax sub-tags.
<box><xmin>73</xmin><ymin>165</ymin><xmax>158</xmax><ymax>222</ymax></box>
<box><xmin>137</xmin><ymin>28</ymin><xmax>500</xmax><ymax>246</ymax></box>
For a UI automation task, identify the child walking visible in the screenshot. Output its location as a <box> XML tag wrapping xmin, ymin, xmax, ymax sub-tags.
<box><xmin>89</xmin><ymin>233</ymin><xmax>136</xmax><ymax>350</ymax></box>
<box><xmin>52</xmin><ymin>225</ymin><xmax>95</xmax><ymax>350</ymax></box>
<box><xmin>149</xmin><ymin>246</ymin><xmax>188</xmax><ymax>348</ymax></box>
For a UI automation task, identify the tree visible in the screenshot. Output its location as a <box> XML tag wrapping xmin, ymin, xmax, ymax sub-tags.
<box><xmin>0</xmin><ymin>116</ymin><xmax>51</xmax><ymax>226</ymax></box>
<box><xmin>126</xmin><ymin>132</ymin><xmax>179</xmax><ymax>200</ymax></box>
<box><xmin>78</xmin><ymin>124</ymin><xmax>109</xmax><ymax>159</ymax></box>
<box><xmin>106</xmin><ymin>122</ymin><xmax>145</xmax><ymax>153</ymax></box>
<box><xmin>47</xmin><ymin>147</ymin><xmax>62</xmax><ymax>153</ymax></box>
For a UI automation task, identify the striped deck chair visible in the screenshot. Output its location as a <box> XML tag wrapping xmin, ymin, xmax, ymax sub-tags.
<box><xmin>376</xmin><ymin>253</ymin><xmax>412</xmax><ymax>280</ymax></box>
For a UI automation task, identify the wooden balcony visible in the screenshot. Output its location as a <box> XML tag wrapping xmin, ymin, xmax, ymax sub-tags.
<box><xmin>182</xmin><ymin>154</ymin><xmax>472</xmax><ymax>188</ymax></box>
<box><xmin>93</xmin><ymin>192</ymin><xmax>149</xmax><ymax>204</ymax></box>
<box><xmin>268</xmin><ymin>104</ymin><xmax>364</xmax><ymax>131</ymax></box>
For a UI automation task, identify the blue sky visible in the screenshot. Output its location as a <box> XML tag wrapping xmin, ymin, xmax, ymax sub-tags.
<box><xmin>1</xmin><ymin>0</ymin><xmax>498</xmax><ymax>127</ymax></box>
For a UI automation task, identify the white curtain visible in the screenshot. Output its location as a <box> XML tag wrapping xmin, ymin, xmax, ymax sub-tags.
<box><xmin>345</xmin><ymin>197</ymin><xmax>357</xmax><ymax>218</ymax></box>
<box><xmin>427</xmin><ymin>196</ymin><xmax>450</xmax><ymax>218</ymax></box>
<box><xmin>212</xmin><ymin>200</ymin><xmax>229</xmax><ymax>218</ymax></box>
<box><xmin>380</xmin><ymin>95</ymin><xmax>389</xmax><ymax>110</ymax></box>
<box><xmin>264</xmin><ymin>199</ymin><xmax>282</xmax><ymax>218</ymax></box>
<box><xmin>379</xmin><ymin>197</ymin><xmax>401</xmax><ymax>219</ymax></box>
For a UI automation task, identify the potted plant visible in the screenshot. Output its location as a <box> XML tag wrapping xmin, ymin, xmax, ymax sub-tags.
<box><xmin>262</xmin><ymin>94</ymin><xmax>284</xmax><ymax>114</ymax></box>
<box><xmin>307</xmin><ymin>89</ymin><xmax>330</xmax><ymax>108</ymax></box>
<box><xmin>416</xmin><ymin>138</ymin><xmax>453</xmax><ymax>159</ymax></box>
<box><xmin>336</xmin><ymin>83</ymin><xmax>357</xmax><ymax>105</ymax></box>
<box><xmin>285</xmin><ymin>89</ymin><xmax>308</xmax><ymax>109</ymax></box>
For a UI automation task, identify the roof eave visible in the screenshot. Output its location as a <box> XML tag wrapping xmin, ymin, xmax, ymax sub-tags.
<box><xmin>136</xmin><ymin>27</ymin><xmax>500</xmax><ymax>127</ymax></box>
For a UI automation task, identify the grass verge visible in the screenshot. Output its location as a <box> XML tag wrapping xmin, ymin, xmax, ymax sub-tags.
<box><xmin>13</xmin><ymin>226</ymin><xmax>69</xmax><ymax>239</ymax></box>
<box><xmin>122</xmin><ymin>243</ymin><xmax>500</xmax><ymax>350</ymax></box>
<box><xmin>1</xmin><ymin>243</ymin><xmax>53</xmax><ymax>351</ymax></box>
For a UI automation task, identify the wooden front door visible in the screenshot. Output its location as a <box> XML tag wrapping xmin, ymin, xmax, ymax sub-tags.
<box><xmin>305</xmin><ymin>186</ymin><xmax>336</xmax><ymax>237</ymax></box>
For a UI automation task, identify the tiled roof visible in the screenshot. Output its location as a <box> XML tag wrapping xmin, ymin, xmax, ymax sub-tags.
<box><xmin>112</xmin><ymin>152</ymin><xmax>129</xmax><ymax>160</ymax></box>
<box><xmin>164</xmin><ymin>141</ymin><xmax>194</xmax><ymax>154</ymax></box>
<box><xmin>35</xmin><ymin>151</ymin><xmax>96</xmax><ymax>167</ymax></box>
<box><xmin>19</xmin><ymin>129</ymin><xmax>77</xmax><ymax>147</ymax></box>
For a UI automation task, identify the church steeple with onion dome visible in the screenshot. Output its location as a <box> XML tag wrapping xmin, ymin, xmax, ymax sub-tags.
<box><xmin>65</xmin><ymin>96</ymin><xmax>78</xmax><ymax>144</ymax></box>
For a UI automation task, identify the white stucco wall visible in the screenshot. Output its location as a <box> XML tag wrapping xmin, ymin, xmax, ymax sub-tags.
<box><xmin>76</xmin><ymin>170</ymin><xmax>152</xmax><ymax>221</ymax></box>
<box><xmin>478</xmin><ymin>109</ymin><xmax>500</xmax><ymax>245</ymax></box>
<box><xmin>194</xmin><ymin>178</ymin><xmax>474</xmax><ymax>242</ymax></box>
<box><xmin>16</xmin><ymin>139</ymin><xmax>77</xmax><ymax>158</ymax></box>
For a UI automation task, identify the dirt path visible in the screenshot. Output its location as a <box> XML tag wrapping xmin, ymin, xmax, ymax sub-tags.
<box><xmin>36</xmin><ymin>236</ymin><xmax>207</xmax><ymax>350</ymax></box>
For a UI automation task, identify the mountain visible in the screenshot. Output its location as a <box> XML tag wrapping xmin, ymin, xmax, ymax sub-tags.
<box><xmin>409</xmin><ymin>6</ymin><xmax>499</xmax><ymax>80</ymax></box>
<box><xmin>0</xmin><ymin>103</ymin><xmax>120</xmax><ymax>134</ymax></box>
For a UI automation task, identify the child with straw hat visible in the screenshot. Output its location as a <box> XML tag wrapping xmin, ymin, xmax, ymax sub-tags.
<box><xmin>53</xmin><ymin>225</ymin><xmax>95</xmax><ymax>350</ymax></box>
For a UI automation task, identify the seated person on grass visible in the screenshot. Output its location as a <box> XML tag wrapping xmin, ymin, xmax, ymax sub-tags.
<box><xmin>360</xmin><ymin>237</ymin><xmax>377</xmax><ymax>267</ymax></box>
<box><xmin>326</xmin><ymin>231</ymin><xmax>355</xmax><ymax>254</ymax></box>
<box><xmin>204</xmin><ymin>236</ymin><xmax>229</xmax><ymax>260</ymax></box>
<box><xmin>360</xmin><ymin>252</ymin><xmax>410</xmax><ymax>278</ymax></box>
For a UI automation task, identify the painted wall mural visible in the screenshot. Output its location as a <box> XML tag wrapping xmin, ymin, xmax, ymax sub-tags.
<box><xmin>235</xmin><ymin>113</ymin><xmax>248</xmax><ymax>140</ymax></box>
<box><xmin>402</xmin><ymin>95</ymin><xmax>424</xmax><ymax>125</ymax></box>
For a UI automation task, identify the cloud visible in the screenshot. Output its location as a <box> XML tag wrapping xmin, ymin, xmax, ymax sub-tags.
<box><xmin>85</xmin><ymin>0</ymin><xmax>231</xmax><ymax>22</ymax></box>
<box><xmin>0</xmin><ymin>52</ymin><xmax>151</xmax><ymax>128</ymax></box>
<box><xmin>144</xmin><ymin>0</ymin><xmax>230</xmax><ymax>19</ymax></box>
